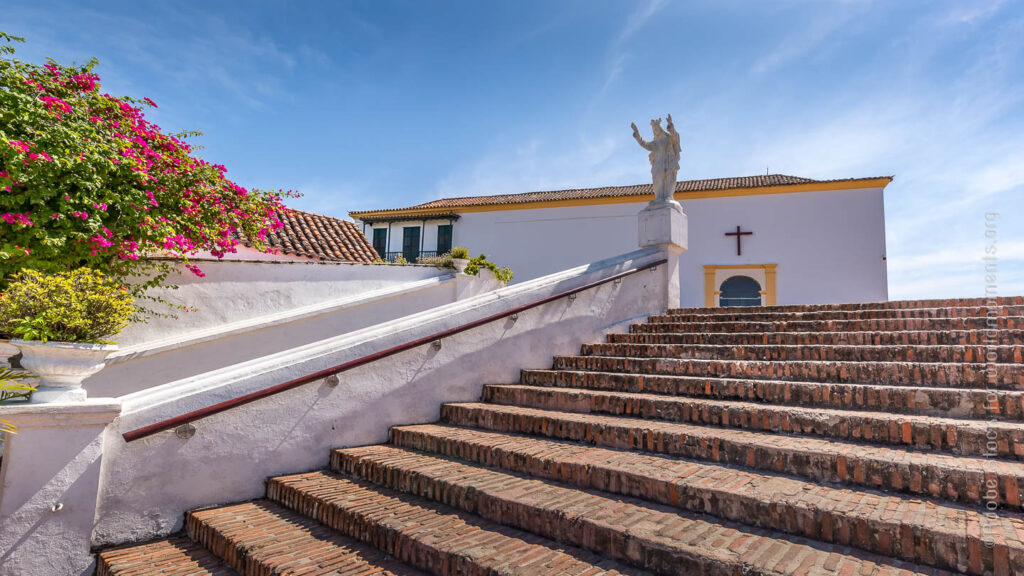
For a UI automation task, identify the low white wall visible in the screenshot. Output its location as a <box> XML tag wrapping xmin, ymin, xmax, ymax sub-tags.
<box><xmin>87</xmin><ymin>276</ymin><xmax>458</xmax><ymax>397</ymax></box>
<box><xmin>83</xmin><ymin>260</ymin><xmax>458</xmax><ymax>396</ymax></box>
<box><xmin>122</xmin><ymin>259</ymin><xmax>448</xmax><ymax>346</ymax></box>
<box><xmin>92</xmin><ymin>247</ymin><xmax>669</xmax><ymax>546</ymax></box>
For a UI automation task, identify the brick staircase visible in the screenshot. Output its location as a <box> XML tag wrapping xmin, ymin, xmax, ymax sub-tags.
<box><xmin>99</xmin><ymin>296</ymin><xmax>1024</xmax><ymax>576</ymax></box>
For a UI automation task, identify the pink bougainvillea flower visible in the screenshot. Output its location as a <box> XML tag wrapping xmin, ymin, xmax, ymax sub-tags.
<box><xmin>0</xmin><ymin>39</ymin><xmax>291</xmax><ymax>284</ymax></box>
<box><xmin>1</xmin><ymin>213</ymin><xmax>34</xmax><ymax>227</ymax></box>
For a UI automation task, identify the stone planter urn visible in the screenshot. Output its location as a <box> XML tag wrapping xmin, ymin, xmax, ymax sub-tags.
<box><xmin>452</xmin><ymin>258</ymin><xmax>470</xmax><ymax>274</ymax></box>
<box><xmin>12</xmin><ymin>340</ymin><xmax>117</xmax><ymax>403</ymax></box>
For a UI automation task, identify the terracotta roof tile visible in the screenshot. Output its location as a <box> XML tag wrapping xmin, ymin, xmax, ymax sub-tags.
<box><xmin>350</xmin><ymin>174</ymin><xmax>892</xmax><ymax>217</ymax></box>
<box><xmin>257</xmin><ymin>209</ymin><xmax>379</xmax><ymax>263</ymax></box>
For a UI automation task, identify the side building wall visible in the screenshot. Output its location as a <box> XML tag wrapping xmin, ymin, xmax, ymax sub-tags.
<box><xmin>361</xmin><ymin>218</ymin><xmax>459</xmax><ymax>257</ymax></box>
<box><xmin>436</xmin><ymin>187</ymin><xmax>888</xmax><ymax>307</ymax></box>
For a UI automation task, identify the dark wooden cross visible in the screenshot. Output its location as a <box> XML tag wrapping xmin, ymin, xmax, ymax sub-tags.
<box><xmin>725</xmin><ymin>226</ymin><xmax>753</xmax><ymax>256</ymax></box>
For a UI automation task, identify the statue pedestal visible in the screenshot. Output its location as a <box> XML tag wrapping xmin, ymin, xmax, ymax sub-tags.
<box><xmin>639</xmin><ymin>200</ymin><xmax>687</xmax><ymax>249</ymax></box>
<box><xmin>638</xmin><ymin>200</ymin><xmax>688</xmax><ymax>309</ymax></box>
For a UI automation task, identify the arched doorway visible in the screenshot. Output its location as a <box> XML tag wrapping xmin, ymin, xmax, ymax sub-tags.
<box><xmin>719</xmin><ymin>275</ymin><xmax>762</xmax><ymax>307</ymax></box>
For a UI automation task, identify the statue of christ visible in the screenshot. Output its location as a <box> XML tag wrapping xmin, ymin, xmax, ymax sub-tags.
<box><xmin>631</xmin><ymin>114</ymin><xmax>681</xmax><ymax>204</ymax></box>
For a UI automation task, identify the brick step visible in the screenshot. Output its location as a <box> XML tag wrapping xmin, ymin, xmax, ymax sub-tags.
<box><xmin>656</xmin><ymin>305</ymin><xmax>1024</xmax><ymax>323</ymax></box>
<box><xmin>633</xmin><ymin>316</ymin><xmax>1024</xmax><ymax>334</ymax></box>
<box><xmin>332</xmin><ymin>444</ymin><xmax>952</xmax><ymax>576</ymax></box>
<box><xmin>583</xmin><ymin>342</ymin><xmax>1024</xmax><ymax>364</ymax></box>
<box><xmin>483</xmin><ymin>384</ymin><xmax>1024</xmax><ymax>459</ymax></box>
<box><xmin>185</xmin><ymin>500</ymin><xmax>423</xmax><ymax>575</ymax></box>
<box><xmin>554</xmin><ymin>354</ymin><xmax>1024</xmax><ymax>389</ymax></box>
<box><xmin>265</xmin><ymin>471</ymin><xmax>648</xmax><ymax>576</ymax></box>
<box><xmin>441</xmin><ymin>402</ymin><xmax>1024</xmax><ymax>509</ymax></box>
<box><xmin>519</xmin><ymin>369</ymin><xmax>1024</xmax><ymax>421</ymax></box>
<box><xmin>609</xmin><ymin>329</ymin><xmax>1024</xmax><ymax>347</ymax></box>
<box><xmin>389</xmin><ymin>423</ymin><xmax>1024</xmax><ymax>575</ymax></box>
<box><xmin>97</xmin><ymin>536</ymin><xmax>237</xmax><ymax>576</ymax></box>
<box><xmin>668</xmin><ymin>296</ymin><xmax>1024</xmax><ymax>314</ymax></box>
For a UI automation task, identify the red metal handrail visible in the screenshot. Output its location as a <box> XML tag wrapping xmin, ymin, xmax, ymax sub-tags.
<box><xmin>122</xmin><ymin>259</ymin><xmax>666</xmax><ymax>442</ymax></box>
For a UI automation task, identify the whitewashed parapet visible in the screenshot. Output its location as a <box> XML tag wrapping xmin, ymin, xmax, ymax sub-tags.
<box><xmin>86</xmin><ymin>275</ymin><xmax>460</xmax><ymax>397</ymax></box>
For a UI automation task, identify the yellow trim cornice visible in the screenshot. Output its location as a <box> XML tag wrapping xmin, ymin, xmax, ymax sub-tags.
<box><xmin>704</xmin><ymin>264</ymin><xmax>778</xmax><ymax>307</ymax></box>
<box><xmin>349</xmin><ymin>178</ymin><xmax>892</xmax><ymax>220</ymax></box>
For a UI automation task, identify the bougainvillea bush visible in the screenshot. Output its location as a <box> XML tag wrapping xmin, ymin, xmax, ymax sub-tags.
<box><xmin>0</xmin><ymin>32</ymin><xmax>292</xmax><ymax>292</ymax></box>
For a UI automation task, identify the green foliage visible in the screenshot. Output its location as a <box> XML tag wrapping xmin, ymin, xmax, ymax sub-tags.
<box><xmin>450</xmin><ymin>246</ymin><xmax>470</xmax><ymax>259</ymax></box>
<box><xmin>0</xmin><ymin>367</ymin><xmax>36</xmax><ymax>433</ymax></box>
<box><xmin>0</xmin><ymin>268</ymin><xmax>135</xmax><ymax>343</ymax></box>
<box><xmin>0</xmin><ymin>367</ymin><xmax>33</xmax><ymax>401</ymax></box>
<box><xmin>392</xmin><ymin>254</ymin><xmax>409</xmax><ymax>265</ymax></box>
<box><xmin>417</xmin><ymin>252</ymin><xmax>454</xmax><ymax>269</ymax></box>
<box><xmin>464</xmin><ymin>254</ymin><xmax>513</xmax><ymax>284</ymax></box>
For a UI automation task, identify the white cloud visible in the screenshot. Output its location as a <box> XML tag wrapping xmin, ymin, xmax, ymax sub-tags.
<box><xmin>435</xmin><ymin>129</ymin><xmax>650</xmax><ymax>199</ymax></box>
<box><xmin>937</xmin><ymin>0</ymin><xmax>1008</xmax><ymax>26</ymax></box>
<box><xmin>750</xmin><ymin>12</ymin><xmax>857</xmax><ymax>76</ymax></box>
<box><xmin>616</xmin><ymin>0</ymin><xmax>669</xmax><ymax>46</ymax></box>
<box><xmin>602</xmin><ymin>0</ymin><xmax>669</xmax><ymax>89</ymax></box>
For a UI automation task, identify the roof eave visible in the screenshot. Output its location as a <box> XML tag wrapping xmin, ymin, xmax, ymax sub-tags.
<box><xmin>349</xmin><ymin>176</ymin><xmax>893</xmax><ymax>220</ymax></box>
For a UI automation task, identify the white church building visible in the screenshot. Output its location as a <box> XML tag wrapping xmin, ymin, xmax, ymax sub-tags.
<box><xmin>350</xmin><ymin>174</ymin><xmax>891</xmax><ymax>308</ymax></box>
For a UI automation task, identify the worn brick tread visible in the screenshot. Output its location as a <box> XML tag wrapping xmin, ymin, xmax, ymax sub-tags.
<box><xmin>97</xmin><ymin>536</ymin><xmax>238</xmax><ymax>576</ymax></box>
<box><xmin>581</xmin><ymin>342</ymin><xmax>1024</xmax><ymax>364</ymax></box>
<box><xmin>441</xmin><ymin>401</ymin><xmax>1024</xmax><ymax>509</ymax></box>
<box><xmin>654</xmin><ymin>305</ymin><xmax>1024</xmax><ymax>323</ymax></box>
<box><xmin>482</xmin><ymin>384</ymin><xmax>1024</xmax><ymax>458</ymax></box>
<box><xmin>386</xmin><ymin>423</ymin><xmax>1024</xmax><ymax>575</ymax></box>
<box><xmin>667</xmin><ymin>296</ymin><xmax>1024</xmax><ymax>314</ymax></box>
<box><xmin>97</xmin><ymin>297</ymin><xmax>1024</xmax><ymax>576</ymax></box>
<box><xmin>633</xmin><ymin>316</ymin><xmax>1024</xmax><ymax>334</ymax></box>
<box><xmin>519</xmin><ymin>369</ymin><xmax>1024</xmax><ymax>420</ymax></box>
<box><xmin>266</xmin><ymin>471</ymin><xmax>648</xmax><ymax>575</ymax></box>
<box><xmin>186</xmin><ymin>500</ymin><xmax>423</xmax><ymax>575</ymax></box>
<box><xmin>332</xmin><ymin>443</ymin><xmax>956</xmax><ymax>576</ymax></box>
<box><xmin>609</xmin><ymin>329</ymin><xmax>1024</xmax><ymax>347</ymax></box>
<box><xmin>553</xmin><ymin>354</ymin><xmax>1024</xmax><ymax>389</ymax></box>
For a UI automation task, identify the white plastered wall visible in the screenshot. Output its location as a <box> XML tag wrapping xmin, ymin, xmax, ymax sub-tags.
<box><xmin>440</xmin><ymin>187</ymin><xmax>888</xmax><ymax>307</ymax></box>
<box><xmin>365</xmin><ymin>219</ymin><xmax>456</xmax><ymax>255</ymax></box>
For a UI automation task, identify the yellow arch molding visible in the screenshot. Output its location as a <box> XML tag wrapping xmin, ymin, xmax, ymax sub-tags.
<box><xmin>703</xmin><ymin>264</ymin><xmax>777</xmax><ymax>307</ymax></box>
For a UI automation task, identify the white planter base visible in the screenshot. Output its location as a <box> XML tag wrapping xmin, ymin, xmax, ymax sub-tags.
<box><xmin>28</xmin><ymin>386</ymin><xmax>89</xmax><ymax>403</ymax></box>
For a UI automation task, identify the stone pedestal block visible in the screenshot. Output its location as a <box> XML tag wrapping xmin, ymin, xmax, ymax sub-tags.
<box><xmin>0</xmin><ymin>399</ymin><xmax>121</xmax><ymax>576</ymax></box>
<box><xmin>637</xmin><ymin>200</ymin><xmax>688</xmax><ymax>309</ymax></box>
<box><xmin>638</xmin><ymin>200</ymin><xmax>688</xmax><ymax>250</ymax></box>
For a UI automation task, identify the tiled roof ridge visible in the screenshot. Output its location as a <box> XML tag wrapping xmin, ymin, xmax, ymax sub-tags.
<box><xmin>351</xmin><ymin>174</ymin><xmax>893</xmax><ymax>215</ymax></box>
<box><xmin>422</xmin><ymin>173</ymin><xmax>811</xmax><ymax>203</ymax></box>
<box><xmin>240</xmin><ymin>208</ymin><xmax>379</xmax><ymax>263</ymax></box>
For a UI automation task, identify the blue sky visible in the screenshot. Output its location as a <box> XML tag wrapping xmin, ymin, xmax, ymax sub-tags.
<box><xmin>5</xmin><ymin>0</ymin><xmax>1022</xmax><ymax>299</ymax></box>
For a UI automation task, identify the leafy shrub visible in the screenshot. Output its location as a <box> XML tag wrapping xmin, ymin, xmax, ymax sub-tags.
<box><xmin>0</xmin><ymin>268</ymin><xmax>135</xmax><ymax>343</ymax></box>
<box><xmin>450</xmin><ymin>246</ymin><xmax>470</xmax><ymax>259</ymax></box>
<box><xmin>464</xmin><ymin>254</ymin><xmax>513</xmax><ymax>284</ymax></box>
<box><xmin>417</xmin><ymin>252</ymin><xmax>454</xmax><ymax>269</ymax></box>
<box><xmin>392</xmin><ymin>254</ymin><xmax>409</xmax><ymax>265</ymax></box>
<box><xmin>0</xmin><ymin>32</ymin><xmax>293</xmax><ymax>292</ymax></box>
<box><xmin>0</xmin><ymin>368</ymin><xmax>35</xmax><ymax>431</ymax></box>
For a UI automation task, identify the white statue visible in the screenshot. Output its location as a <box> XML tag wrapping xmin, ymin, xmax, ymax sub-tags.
<box><xmin>631</xmin><ymin>114</ymin><xmax>681</xmax><ymax>204</ymax></box>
